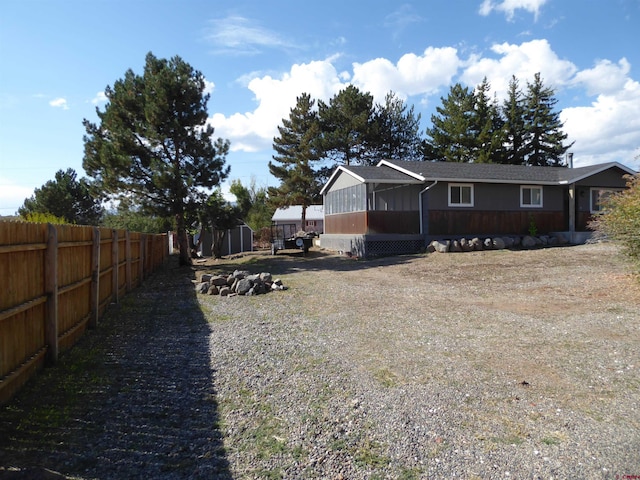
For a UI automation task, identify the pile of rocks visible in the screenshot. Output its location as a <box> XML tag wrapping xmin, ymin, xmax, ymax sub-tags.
<box><xmin>427</xmin><ymin>233</ymin><xmax>569</xmax><ymax>253</ymax></box>
<box><xmin>194</xmin><ymin>269</ymin><xmax>286</xmax><ymax>296</ymax></box>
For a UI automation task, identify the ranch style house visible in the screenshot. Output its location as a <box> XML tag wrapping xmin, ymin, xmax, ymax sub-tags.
<box><xmin>319</xmin><ymin>159</ymin><xmax>636</xmax><ymax>257</ymax></box>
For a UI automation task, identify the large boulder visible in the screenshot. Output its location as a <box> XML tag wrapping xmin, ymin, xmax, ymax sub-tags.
<box><xmin>521</xmin><ymin>235</ymin><xmax>536</xmax><ymax>248</ymax></box>
<box><xmin>236</xmin><ymin>278</ymin><xmax>253</xmax><ymax>295</ymax></box>
<box><xmin>431</xmin><ymin>240</ymin><xmax>450</xmax><ymax>253</ymax></box>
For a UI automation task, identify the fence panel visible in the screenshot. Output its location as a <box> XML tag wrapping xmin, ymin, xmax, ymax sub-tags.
<box><xmin>0</xmin><ymin>221</ymin><xmax>168</xmax><ymax>406</ymax></box>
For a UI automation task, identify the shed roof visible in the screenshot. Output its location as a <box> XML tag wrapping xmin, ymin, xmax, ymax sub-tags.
<box><xmin>272</xmin><ymin>205</ymin><xmax>324</xmax><ymax>221</ymax></box>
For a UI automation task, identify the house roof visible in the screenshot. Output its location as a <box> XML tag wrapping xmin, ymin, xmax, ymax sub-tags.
<box><xmin>380</xmin><ymin>160</ymin><xmax>636</xmax><ymax>185</ymax></box>
<box><xmin>272</xmin><ymin>205</ymin><xmax>324</xmax><ymax>221</ymax></box>
<box><xmin>320</xmin><ymin>160</ymin><xmax>636</xmax><ymax>195</ymax></box>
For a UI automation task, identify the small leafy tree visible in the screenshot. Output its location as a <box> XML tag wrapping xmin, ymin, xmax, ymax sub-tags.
<box><xmin>229</xmin><ymin>178</ymin><xmax>274</xmax><ymax>233</ymax></box>
<box><xmin>199</xmin><ymin>190</ymin><xmax>241</xmax><ymax>258</ymax></box>
<box><xmin>21</xmin><ymin>212</ymin><xmax>68</xmax><ymax>224</ymax></box>
<box><xmin>102</xmin><ymin>202</ymin><xmax>173</xmax><ymax>233</ymax></box>
<box><xmin>18</xmin><ymin>168</ymin><xmax>103</xmax><ymax>225</ymax></box>
<box><xmin>590</xmin><ymin>174</ymin><xmax>640</xmax><ymax>273</ymax></box>
<box><xmin>82</xmin><ymin>52</ymin><xmax>230</xmax><ymax>265</ymax></box>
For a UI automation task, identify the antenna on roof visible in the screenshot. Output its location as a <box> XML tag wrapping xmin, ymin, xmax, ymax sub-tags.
<box><xmin>566</xmin><ymin>152</ymin><xmax>574</xmax><ymax>168</ymax></box>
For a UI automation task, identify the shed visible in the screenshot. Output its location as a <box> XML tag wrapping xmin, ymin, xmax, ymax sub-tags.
<box><xmin>271</xmin><ymin>205</ymin><xmax>324</xmax><ymax>234</ymax></box>
<box><xmin>197</xmin><ymin>223</ymin><xmax>254</xmax><ymax>257</ymax></box>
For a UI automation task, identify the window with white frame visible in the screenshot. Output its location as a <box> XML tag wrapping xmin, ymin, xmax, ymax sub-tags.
<box><xmin>306</xmin><ymin>220</ymin><xmax>317</xmax><ymax>227</ymax></box>
<box><xmin>521</xmin><ymin>185</ymin><xmax>543</xmax><ymax>208</ymax></box>
<box><xmin>448</xmin><ymin>183</ymin><xmax>474</xmax><ymax>207</ymax></box>
<box><xmin>590</xmin><ymin>188</ymin><xmax>619</xmax><ymax>213</ymax></box>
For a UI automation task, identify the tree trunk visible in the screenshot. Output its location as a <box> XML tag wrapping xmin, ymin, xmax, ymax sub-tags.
<box><xmin>176</xmin><ymin>213</ymin><xmax>192</xmax><ymax>266</ymax></box>
<box><xmin>211</xmin><ymin>228</ymin><xmax>227</xmax><ymax>259</ymax></box>
<box><xmin>301</xmin><ymin>206</ymin><xmax>307</xmax><ymax>233</ymax></box>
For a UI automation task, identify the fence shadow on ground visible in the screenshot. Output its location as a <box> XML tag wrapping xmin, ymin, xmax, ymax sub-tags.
<box><xmin>0</xmin><ymin>256</ymin><xmax>232</xmax><ymax>479</ymax></box>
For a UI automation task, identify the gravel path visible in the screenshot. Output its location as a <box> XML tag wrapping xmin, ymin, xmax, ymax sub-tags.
<box><xmin>1</xmin><ymin>243</ymin><xmax>639</xmax><ymax>479</ymax></box>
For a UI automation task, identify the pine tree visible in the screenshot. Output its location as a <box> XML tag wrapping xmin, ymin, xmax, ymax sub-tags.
<box><xmin>18</xmin><ymin>168</ymin><xmax>103</xmax><ymax>225</ymax></box>
<box><xmin>524</xmin><ymin>73</ymin><xmax>574</xmax><ymax>166</ymax></box>
<box><xmin>268</xmin><ymin>93</ymin><xmax>321</xmax><ymax>229</ymax></box>
<box><xmin>318</xmin><ymin>85</ymin><xmax>376</xmax><ymax>166</ymax></box>
<box><xmin>472</xmin><ymin>78</ymin><xmax>506</xmax><ymax>163</ymax></box>
<box><xmin>424</xmin><ymin>83</ymin><xmax>476</xmax><ymax>162</ymax></box>
<box><xmin>82</xmin><ymin>52</ymin><xmax>230</xmax><ymax>265</ymax></box>
<box><xmin>370</xmin><ymin>91</ymin><xmax>423</xmax><ymax>160</ymax></box>
<box><xmin>502</xmin><ymin>75</ymin><xmax>529</xmax><ymax>165</ymax></box>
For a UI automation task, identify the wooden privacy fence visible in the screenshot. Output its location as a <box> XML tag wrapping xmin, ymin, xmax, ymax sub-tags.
<box><xmin>0</xmin><ymin>222</ymin><xmax>168</xmax><ymax>405</ymax></box>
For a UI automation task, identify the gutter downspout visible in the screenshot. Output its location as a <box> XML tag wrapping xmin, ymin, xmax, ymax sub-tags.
<box><xmin>419</xmin><ymin>181</ymin><xmax>438</xmax><ymax>236</ymax></box>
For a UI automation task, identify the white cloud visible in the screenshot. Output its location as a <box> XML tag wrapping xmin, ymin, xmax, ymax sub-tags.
<box><xmin>203</xmin><ymin>80</ymin><xmax>215</xmax><ymax>95</ymax></box>
<box><xmin>204</xmin><ymin>15</ymin><xmax>297</xmax><ymax>55</ymax></box>
<box><xmin>209</xmin><ymin>59</ymin><xmax>346</xmax><ymax>152</ymax></box>
<box><xmin>461</xmin><ymin>39</ymin><xmax>577</xmax><ymax>99</ymax></box>
<box><xmin>572</xmin><ymin>58</ymin><xmax>631</xmax><ymax>96</ymax></box>
<box><xmin>352</xmin><ymin>47</ymin><xmax>462</xmax><ymax>103</ymax></box>
<box><xmin>49</xmin><ymin>97</ymin><xmax>69</xmax><ymax>110</ymax></box>
<box><xmin>478</xmin><ymin>0</ymin><xmax>548</xmax><ymax>21</ymax></box>
<box><xmin>91</xmin><ymin>91</ymin><xmax>107</xmax><ymax>105</ymax></box>
<box><xmin>561</xmin><ymin>78</ymin><xmax>640</xmax><ymax>168</ymax></box>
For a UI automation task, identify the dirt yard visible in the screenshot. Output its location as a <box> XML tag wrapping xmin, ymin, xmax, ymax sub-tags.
<box><xmin>1</xmin><ymin>242</ymin><xmax>638</xmax><ymax>479</ymax></box>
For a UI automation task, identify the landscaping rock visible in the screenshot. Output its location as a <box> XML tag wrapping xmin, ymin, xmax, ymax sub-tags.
<box><xmin>492</xmin><ymin>237</ymin><xmax>506</xmax><ymax>250</ymax></box>
<box><xmin>235</xmin><ymin>278</ymin><xmax>253</xmax><ymax>295</ymax></box>
<box><xmin>521</xmin><ymin>235</ymin><xmax>536</xmax><ymax>248</ymax></box>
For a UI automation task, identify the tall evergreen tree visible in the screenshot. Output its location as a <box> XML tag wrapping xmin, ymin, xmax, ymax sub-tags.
<box><xmin>82</xmin><ymin>52</ymin><xmax>230</xmax><ymax>265</ymax></box>
<box><xmin>318</xmin><ymin>85</ymin><xmax>376</xmax><ymax>166</ymax></box>
<box><xmin>423</xmin><ymin>83</ymin><xmax>476</xmax><ymax>162</ymax></box>
<box><xmin>523</xmin><ymin>73</ymin><xmax>574</xmax><ymax>166</ymax></box>
<box><xmin>18</xmin><ymin>168</ymin><xmax>103</xmax><ymax>225</ymax></box>
<box><xmin>472</xmin><ymin>78</ymin><xmax>506</xmax><ymax>163</ymax></box>
<box><xmin>370</xmin><ymin>91</ymin><xmax>423</xmax><ymax>160</ymax></box>
<box><xmin>502</xmin><ymin>75</ymin><xmax>529</xmax><ymax>165</ymax></box>
<box><xmin>268</xmin><ymin>93</ymin><xmax>321</xmax><ymax>228</ymax></box>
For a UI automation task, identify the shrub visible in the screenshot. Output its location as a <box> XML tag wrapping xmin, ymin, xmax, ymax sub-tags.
<box><xmin>590</xmin><ymin>174</ymin><xmax>640</xmax><ymax>272</ymax></box>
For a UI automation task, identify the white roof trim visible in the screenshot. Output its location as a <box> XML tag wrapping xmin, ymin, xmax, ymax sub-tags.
<box><xmin>377</xmin><ymin>159</ymin><xmax>426</xmax><ymax>181</ymax></box>
<box><xmin>320</xmin><ymin>166</ymin><xmax>365</xmax><ymax>195</ymax></box>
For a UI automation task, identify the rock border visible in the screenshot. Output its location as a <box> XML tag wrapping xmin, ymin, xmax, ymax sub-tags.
<box><xmin>427</xmin><ymin>233</ymin><xmax>569</xmax><ymax>253</ymax></box>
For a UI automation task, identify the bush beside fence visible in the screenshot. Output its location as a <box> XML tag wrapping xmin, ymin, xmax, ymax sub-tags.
<box><xmin>0</xmin><ymin>222</ymin><xmax>168</xmax><ymax>406</ymax></box>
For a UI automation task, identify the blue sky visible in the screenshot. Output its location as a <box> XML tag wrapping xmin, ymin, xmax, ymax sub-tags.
<box><xmin>1</xmin><ymin>0</ymin><xmax>639</xmax><ymax>215</ymax></box>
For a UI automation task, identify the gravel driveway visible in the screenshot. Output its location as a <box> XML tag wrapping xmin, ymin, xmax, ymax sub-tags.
<box><xmin>1</xmin><ymin>243</ymin><xmax>639</xmax><ymax>479</ymax></box>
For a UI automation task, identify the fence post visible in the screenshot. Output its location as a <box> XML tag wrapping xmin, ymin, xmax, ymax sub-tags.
<box><xmin>139</xmin><ymin>234</ymin><xmax>146</xmax><ymax>281</ymax></box>
<box><xmin>45</xmin><ymin>224</ymin><xmax>59</xmax><ymax>365</ymax></box>
<box><xmin>126</xmin><ymin>230</ymin><xmax>132</xmax><ymax>292</ymax></box>
<box><xmin>90</xmin><ymin>227</ymin><xmax>100</xmax><ymax>329</ymax></box>
<box><xmin>112</xmin><ymin>229</ymin><xmax>119</xmax><ymax>304</ymax></box>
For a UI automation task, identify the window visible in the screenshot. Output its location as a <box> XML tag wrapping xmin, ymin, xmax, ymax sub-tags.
<box><xmin>590</xmin><ymin>188</ymin><xmax>619</xmax><ymax>213</ymax></box>
<box><xmin>306</xmin><ymin>220</ymin><xmax>316</xmax><ymax>227</ymax></box>
<box><xmin>448</xmin><ymin>183</ymin><xmax>474</xmax><ymax>207</ymax></box>
<box><xmin>521</xmin><ymin>186</ymin><xmax>543</xmax><ymax>208</ymax></box>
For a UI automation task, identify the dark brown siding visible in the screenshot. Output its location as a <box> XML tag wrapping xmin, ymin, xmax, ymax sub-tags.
<box><xmin>428</xmin><ymin>210</ymin><xmax>566</xmax><ymax>236</ymax></box>
<box><xmin>367</xmin><ymin>211</ymin><xmax>420</xmax><ymax>234</ymax></box>
<box><xmin>325</xmin><ymin>211</ymin><xmax>420</xmax><ymax>235</ymax></box>
<box><xmin>325</xmin><ymin>212</ymin><xmax>368</xmax><ymax>234</ymax></box>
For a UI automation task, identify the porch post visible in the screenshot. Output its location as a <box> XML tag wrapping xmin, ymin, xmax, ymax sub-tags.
<box><xmin>568</xmin><ymin>183</ymin><xmax>576</xmax><ymax>243</ymax></box>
